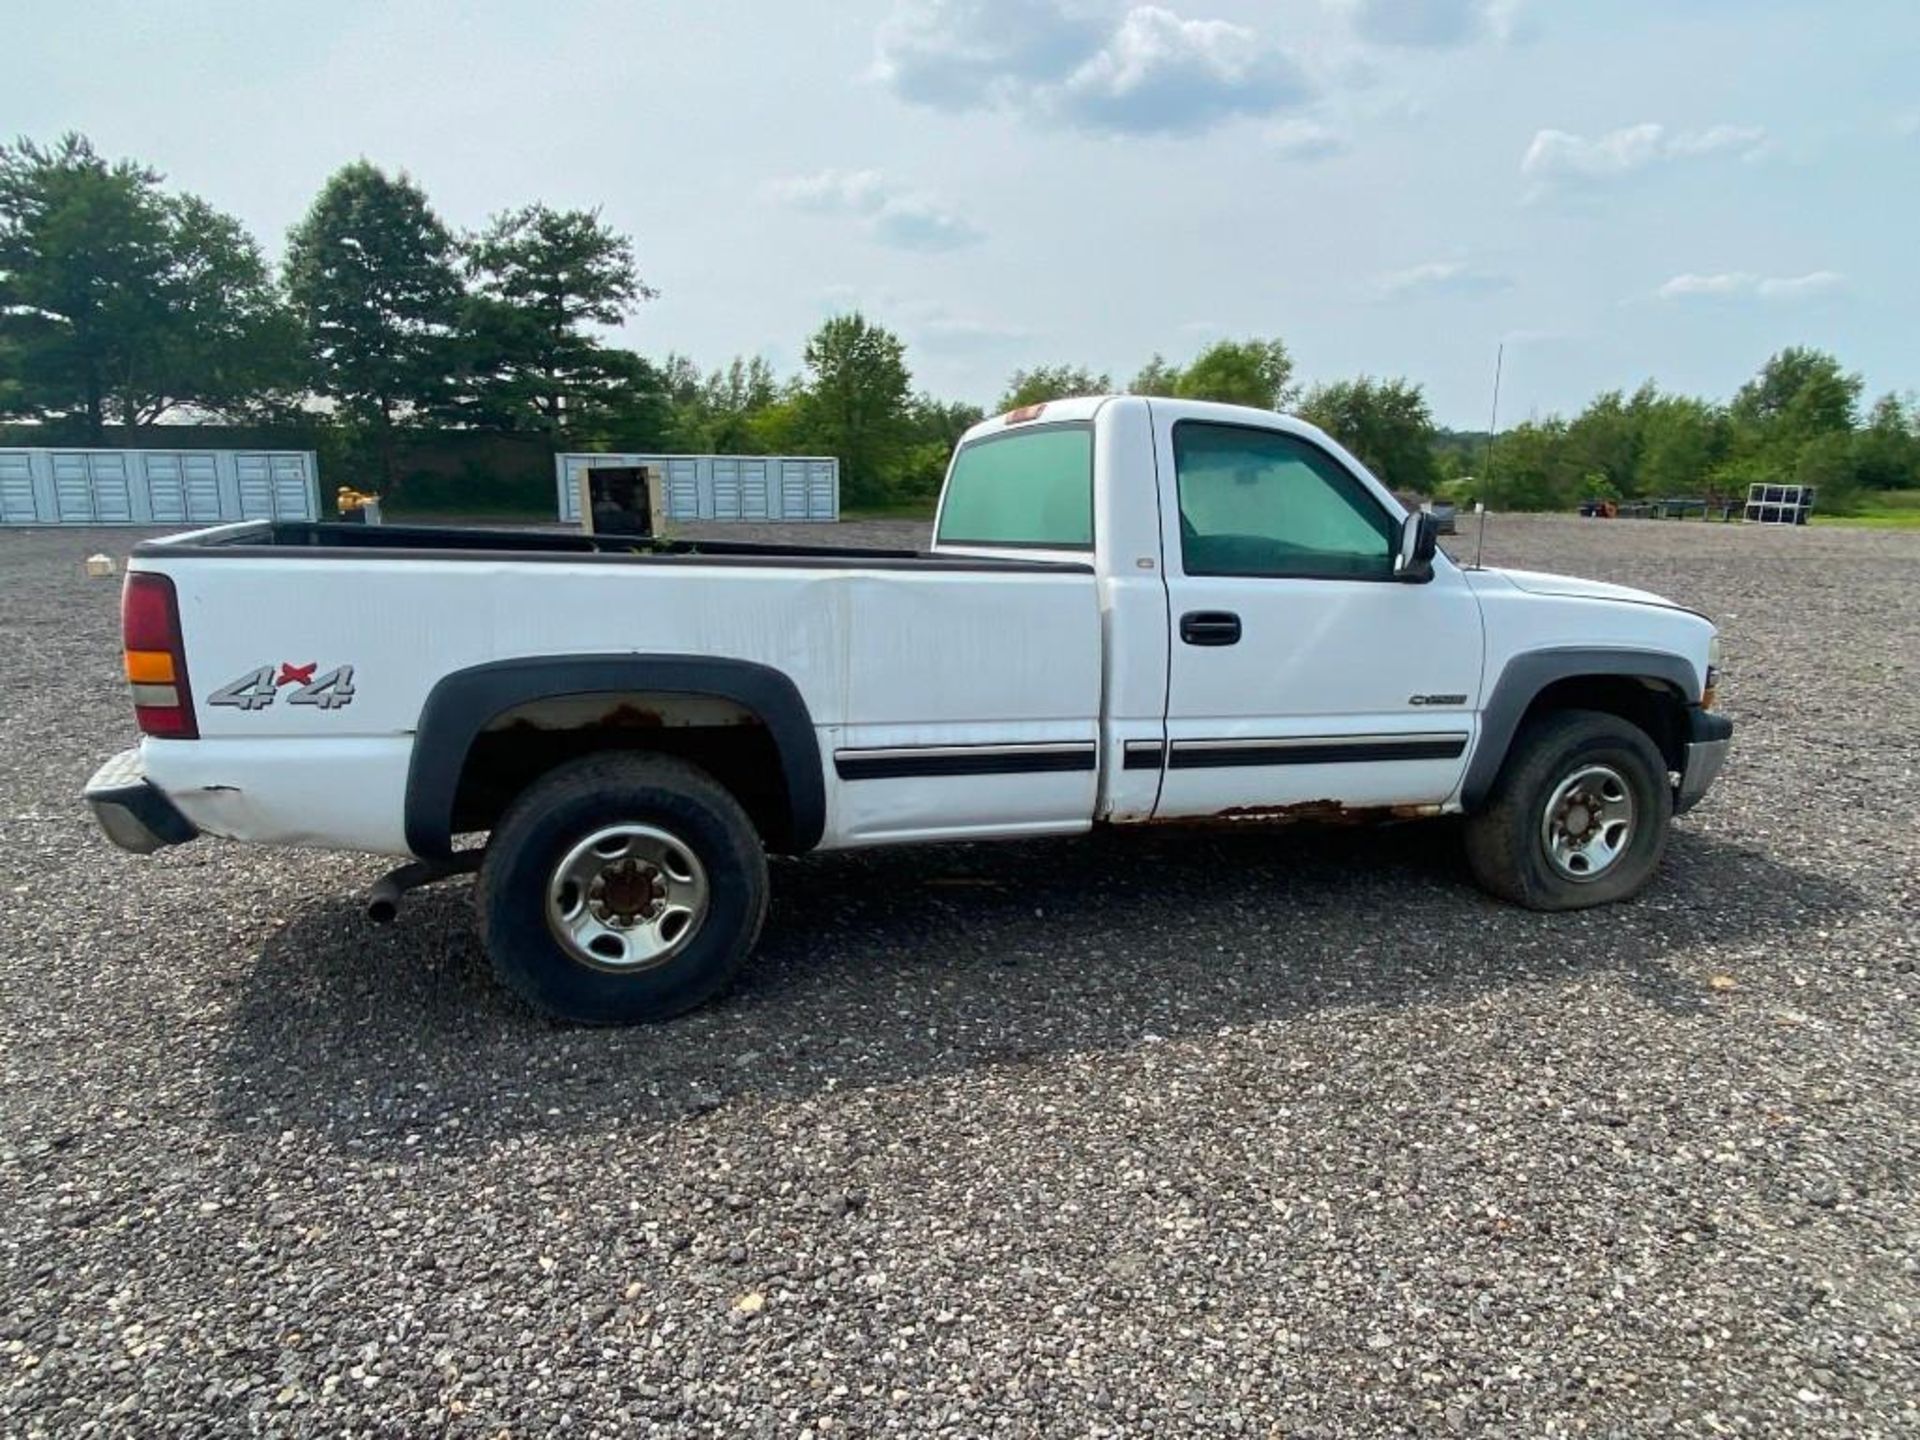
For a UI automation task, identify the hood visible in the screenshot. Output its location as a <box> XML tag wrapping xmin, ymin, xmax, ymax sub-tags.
<box><xmin>1472</xmin><ymin>566</ymin><xmax>1688</xmax><ymax>612</ymax></box>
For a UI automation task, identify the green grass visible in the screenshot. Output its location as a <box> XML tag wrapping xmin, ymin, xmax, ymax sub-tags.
<box><xmin>1812</xmin><ymin>490</ymin><xmax>1920</xmax><ymax>529</ymax></box>
<box><xmin>841</xmin><ymin>499</ymin><xmax>937</xmax><ymax>522</ymax></box>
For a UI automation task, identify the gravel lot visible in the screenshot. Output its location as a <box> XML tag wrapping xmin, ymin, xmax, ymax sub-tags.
<box><xmin>2</xmin><ymin>514</ymin><xmax>1915</xmax><ymax>1437</ymax></box>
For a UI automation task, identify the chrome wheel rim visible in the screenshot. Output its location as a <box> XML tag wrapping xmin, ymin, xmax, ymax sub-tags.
<box><xmin>545</xmin><ymin>823</ymin><xmax>709</xmax><ymax>971</ymax></box>
<box><xmin>1541</xmin><ymin>764</ymin><xmax>1636</xmax><ymax>881</ymax></box>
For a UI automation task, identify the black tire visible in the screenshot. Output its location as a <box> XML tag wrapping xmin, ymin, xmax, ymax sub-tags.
<box><xmin>477</xmin><ymin>752</ymin><xmax>768</xmax><ymax>1024</ymax></box>
<box><xmin>1463</xmin><ymin>708</ymin><xmax>1673</xmax><ymax>911</ymax></box>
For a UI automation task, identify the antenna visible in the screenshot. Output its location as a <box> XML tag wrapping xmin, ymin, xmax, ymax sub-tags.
<box><xmin>1473</xmin><ymin>342</ymin><xmax>1503</xmax><ymax>570</ymax></box>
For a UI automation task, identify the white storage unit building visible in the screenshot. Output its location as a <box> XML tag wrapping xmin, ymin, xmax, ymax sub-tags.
<box><xmin>555</xmin><ymin>453</ymin><xmax>840</xmax><ymax>524</ymax></box>
<box><xmin>0</xmin><ymin>448</ymin><xmax>320</xmax><ymax>526</ymax></box>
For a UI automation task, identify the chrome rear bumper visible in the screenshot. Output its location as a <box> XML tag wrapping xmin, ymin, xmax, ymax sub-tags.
<box><xmin>84</xmin><ymin>748</ymin><xmax>199</xmax><ymax>854</ymax></box>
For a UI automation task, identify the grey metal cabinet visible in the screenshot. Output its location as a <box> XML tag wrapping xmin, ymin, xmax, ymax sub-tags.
<box><xmin>0</xmin><ymin>448</ymin><xmax>319</xmax><ymax>525</ymax></box>
<box><xmin>556</xmin><ymin>453</ymin><xmax>839</xmax><ymax>524</ymax></box>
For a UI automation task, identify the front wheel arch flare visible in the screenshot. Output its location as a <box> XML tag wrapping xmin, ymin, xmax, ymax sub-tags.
<box><xmin>1462</xmin><ymin>647</ymin><xmax>1700</xmax><ymax>810</ymax></box>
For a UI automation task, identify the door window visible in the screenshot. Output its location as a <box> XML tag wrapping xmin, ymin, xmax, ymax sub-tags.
<box><xmin>1173</xmin><ymin>422</ymin><xmax>1395</xmax><ymax>579</ymax></box>
<box><xmin>937</xmin><ymin>424</ymin><xmax>1093</xmax><ymax>550</ymax></box>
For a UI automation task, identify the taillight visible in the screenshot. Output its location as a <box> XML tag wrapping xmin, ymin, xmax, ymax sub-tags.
<box><xmin>122</xmin><ymin>571</ymin><xmax>197</xmax><ymax>739</ymax></box>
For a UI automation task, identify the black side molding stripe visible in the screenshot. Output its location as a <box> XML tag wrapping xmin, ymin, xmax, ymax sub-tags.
<box><xmin>835</xmin><ymin>744</ymin><xmax>1097</xmax><ymax>781</ymax></box>
<box><xmin>1122</xmin><ymin>742</ymin><xmax>1166</xmax><ymax>770</ymax></box>
<box><xmin>1169</xmin><ymin>736</ymin><xmax>1467</xmax><ymax>769</ymax></box>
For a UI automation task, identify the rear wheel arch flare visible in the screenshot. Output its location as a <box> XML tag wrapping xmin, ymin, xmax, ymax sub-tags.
<box><xmin>404</xmin><ymin>655</ymin><xmax>825</xmax><ymax>858</ymax></box>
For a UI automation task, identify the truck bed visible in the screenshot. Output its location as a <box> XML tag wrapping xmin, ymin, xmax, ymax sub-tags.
<box><xmin>128</xmin><ymin>519</ymin><xmax>1108</xmax><ymax>857</ymax></box>
<box><xmin>134</xmin><ymin>520</ymin><xmax>1090</xmax><ymax>574</ymax></box>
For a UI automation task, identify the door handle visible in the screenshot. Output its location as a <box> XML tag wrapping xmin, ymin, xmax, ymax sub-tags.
<box><xmin>1180</xmin><ymin>610</ymin><xmax>1241</xmax><ymax>646</ymax></box>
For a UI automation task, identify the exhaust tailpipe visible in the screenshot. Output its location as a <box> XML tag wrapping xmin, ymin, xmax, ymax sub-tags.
<box><xmin>365</xmin><ymin>853</ymin><xmax>482</xmax><ymax>924</ymax></box>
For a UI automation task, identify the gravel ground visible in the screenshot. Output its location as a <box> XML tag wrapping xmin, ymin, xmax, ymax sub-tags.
<box><xmin>1</xmin><ymin>514</ymin><xmax>1915</xmax><ymax>1437</ymax></box>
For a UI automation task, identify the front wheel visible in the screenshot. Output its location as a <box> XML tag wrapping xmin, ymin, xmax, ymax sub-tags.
<box><xmin>1463</xmin><ymin>709</ymin><xmax>1673</xmax><ymax>910</ymax></box>
<box><xmin>477</xmin><ymin>753</ymin><xmax>768</xmax><ymax>1024</ymax></box>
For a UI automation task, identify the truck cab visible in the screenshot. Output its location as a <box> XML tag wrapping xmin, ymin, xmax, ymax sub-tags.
<box><xmin>932</xmin><ymin>395</ymin><xmax>1723</xmax><ymax>831</ymax></box>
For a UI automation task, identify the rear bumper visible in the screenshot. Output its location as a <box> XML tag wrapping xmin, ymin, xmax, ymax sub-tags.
<box><xmin>1674</xmin><ymin>710</ymin><xmax>1733</xmax><ymax>815</ymax></box>
<box><xmin>84</xmin><ymin>748</ymin><xmax>199</xmax><ymax>854</ymax></box>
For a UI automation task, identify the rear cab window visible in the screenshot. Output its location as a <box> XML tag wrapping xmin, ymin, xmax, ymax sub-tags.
<box><xmin>936</xmin><ymin>424</ymin><xmax>1093</xmax><ymax>552</ymax></box>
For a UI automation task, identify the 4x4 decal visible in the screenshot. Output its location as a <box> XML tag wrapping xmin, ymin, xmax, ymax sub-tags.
<box><xmin>210</xmin><ymin>663</ymin><xmax>356</xmax><ymax>712</ymax></box>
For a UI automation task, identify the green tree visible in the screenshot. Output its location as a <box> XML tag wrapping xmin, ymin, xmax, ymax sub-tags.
<box><xmin>1128</xmin><ymin>354</ymin><xmax>1183</xmax><ymax>396</ymax></box>
<box><xmin>0</xmin><ymin>134</ymin><xmax>294</xmax><ymax>435</ymax></box>
<box><xmin>1852</xmin><ymin>393</ymin><xmax>1920</xmax><ymax>493</ymax></box>
<box><xmin>1174</xmin><ymin>337</ymin><xmax>1296</xmax><ymax>409</ymax></box>
<box><xmin>1482</xmin><ymin>419</ymin><xmax>1577</xmax><ymax>510</ymax></box>
<box><xmin>285</xmin><ymin>161</ymin><xmax>462</xmax><ymax>489</ymax></box>
<box><xmin>1795</xmin><ymin>430</ymin><xmax>1861</xmax><ymax>514</ymax></box>
<box><xmin>1731</xmin><ymin>347</ymin><xmax>1862</xmax><ymax>441</ymax></box>
<box><xmin>1297</xmin><ymin>376</ymin><xmax>1438</xmax><ymax>491</ymax></box>
<box><xmin>894</xmin><ymin>393</ymin><xmax>985</xmax><ymax>501</ymax></box>
<box><xmin>452</xmin><ymin>203</ymin><xmax>655</xmax><ymax>440</ymax></box>
<box><xmin>1564</xmin><ymin>386</ymin><xmax>1649</xmax><ymax>498</ymax></box>
<box><xmin>1639</xmin><ymin>394</ymin><xmax>1730</xmax><ymax>497</ymax></box>
<box><xmin>999</xmin><ymin>363</ymin><xmax>1109</xmax><ymax>411</ymax></box>
<box><xmin>793</xmin><ymin>313</ymin><xmax>912</xmax><ymax>507</ymax></box>
<box><xmin>661</xmin><ymin>354</ymin><xmax>784</xmax><ymax>452</ymax></box>
<box><xmin>139</xmin><ymin>194</ymin><xmax>302</xmax><ymax>422</ymax></box>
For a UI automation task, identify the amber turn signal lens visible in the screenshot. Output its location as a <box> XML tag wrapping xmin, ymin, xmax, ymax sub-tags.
<box><xmin>125</xmin><ymin>649</ymin><xmax>176</xmax><ymax>684</ymax></box>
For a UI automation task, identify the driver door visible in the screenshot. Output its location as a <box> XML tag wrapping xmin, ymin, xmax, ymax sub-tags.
<box><xmin>1150</xmin><ymin>411</ymin><xmax>1485</xmax><ymax>819</ymax></box>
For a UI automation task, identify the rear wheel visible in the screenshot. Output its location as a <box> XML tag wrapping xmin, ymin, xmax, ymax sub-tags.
<box><xmin>478</xmin><ymin>753</ymin><xmax>768</xmax><ymax>1024</ymax></box>
<box><xmin>1463</xmin><ymin>709</ymin><xmax>1672</xmax><ymax>910</ymax></box>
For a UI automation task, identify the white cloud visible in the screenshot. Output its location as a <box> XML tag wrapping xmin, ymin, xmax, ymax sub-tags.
<box><xmin>771</xmin><ymin>169</ymin><xmax>891</xmax><ymax>213</ymax></box>
<box><xmin>871</xmin><ymin>195</ymin><xmax>985</xmax><ymax>252</ymax></box>
<box><xmin>769</xmin><ymin>168</ymin><xmax>983</xmax><ymax>252</ymax></box>
<box><xmin>872</xmin><ymin>0</ymin><xmax>1104</xmax><ymax>112</ymax></box>
<box><xmin>1665</xmin><ymin>123</ymin><xmax>1768</xmax><ymax>158</ymax></box>
<box><xmin>1266</xmin><ymin>118</ymin><xmax>1350</xmax><ymax>161</ymax></box>
<box><xmin>1377</xmin><ymin>260</ymin><xmax>1514</xmax><ymax>299</ymax></box>
<box><xmin>1522</xmin><ymin>122</ymin><xmax>1770</xmax><ymax>187</ymax></box>
<box><xmin>873</xmin><ymin>0</ymin><xmax>1313</xmax><ymax>137</ymax></box>
<box><xmin>1756</xmin><ymin>272</ymin><xmax>1843</xmax><ymax>299</ymax></box>
<box><xmin>1333</xmin><ymin>0</ymin><xmax>1521</xmax><ymax>47</ymax></box>
<box><xmin>1052</xmin><ymin>7</ymin><xmax>1312</xmax><ymax>135</ymax></box>
<box><xmin>1657</xmin><ymin>270</ymin><xmax>1845</xmax><ymax>302</ymax></box>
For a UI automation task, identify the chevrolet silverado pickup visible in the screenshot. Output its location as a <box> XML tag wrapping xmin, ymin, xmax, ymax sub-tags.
<box><xmin>86</xmin><ymin>396</ymin><xmax>1732</xmax><ymax>1024</ymax></box>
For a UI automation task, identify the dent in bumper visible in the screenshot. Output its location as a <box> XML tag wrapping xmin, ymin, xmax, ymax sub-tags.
<box><xmin>85</xmin><ymin>748</ymin><xmax>200</xmax><ymax>854</ymax></box>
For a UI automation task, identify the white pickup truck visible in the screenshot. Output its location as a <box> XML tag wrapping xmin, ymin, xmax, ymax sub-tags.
<box><xmin>88</xmin><ymin>396</ymin><xmax>1731</xmax><ymax>1024</ymax></box>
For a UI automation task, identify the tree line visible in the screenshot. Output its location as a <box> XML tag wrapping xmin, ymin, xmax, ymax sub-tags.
<box><xmin>3</xmin><ymin>134</ymin><xmax>1915</xmax><ymax>513</ymax></box>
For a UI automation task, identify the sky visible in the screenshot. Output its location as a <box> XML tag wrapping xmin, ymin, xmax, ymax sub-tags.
<box><xmin>13</xmin><ymin>0</ymin><xmax>1919</xmax><ymax>426</ymax></box>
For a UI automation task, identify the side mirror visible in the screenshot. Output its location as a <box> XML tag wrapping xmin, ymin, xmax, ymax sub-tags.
<box><xmin>1395</xmin><ymin>510</ymin><xmax>1438</xmax><ymax>583</ymax></box>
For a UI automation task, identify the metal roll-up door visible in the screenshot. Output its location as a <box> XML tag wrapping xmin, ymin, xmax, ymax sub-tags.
<box><xmin>183</xmin><ymin>453</ymin><xmax>222</xmax><ymax>520</ymax></box>
<box><xmin>270</xmin><ymin>453</ymin><xmax>312</xmax><ymax>518</ymax></box>
<box><xmin>807</xmin><ymin>460</ymin><xmax>836</xmax><ymax>519</ymax></box>
<box><xmin>777</xmin><ymin>460</ymin><xmax>809</xmax><ymax>519</ymax></box>
<box><xmin>712</xmin><ymin>459</ymin><xmax>741</xmax><ymax>519</ymax></box>
<box><xmin>236</xmin><ymin>454</ymin><xmax>275</xmax><ymax>518</ymax></box>
<box><xmin>0</xmin><ymin>453</ymin><xmax>38</xmax><ymax>523</ymax></box>
<box><xmin>666</xmin><ymin>459</ymin><xmax>699</xmax><ymax>519</ymax></box>
<box><xmin>145</xmin><ymin>454</ymin><xmax>188</xmax><ymax>522</ymax></box>
<box><xmin>88</xmin><ymin>453</ymin><xmax>134</xmax><ymax>521</ymax></box>
<box><xmin>53</xmin><ymin>454</ymin><xmax>94</xmax><ymax>521</ymax></box>
<box><xmin>740</xmin><ymin>459</ymin><xmax>769</xmax><ymax>518</ymax></box>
